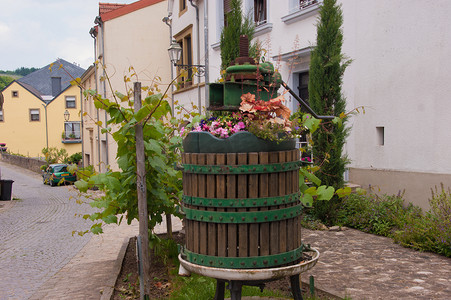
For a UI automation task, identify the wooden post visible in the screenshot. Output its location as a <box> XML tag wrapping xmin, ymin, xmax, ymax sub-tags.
<box><xmin>134</xmin><ymin>82</ymin><xmax>151</xmax><ymax>298</ymax></box>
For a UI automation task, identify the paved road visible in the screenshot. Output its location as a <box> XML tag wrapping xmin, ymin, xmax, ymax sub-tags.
<box><xmin>0</xmin><ymin>162</ymin><xmax>96</xmax><ymax>300</ymax></box>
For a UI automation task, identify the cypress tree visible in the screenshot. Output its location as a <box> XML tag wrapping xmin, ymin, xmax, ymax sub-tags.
<box><xmin>220</xmin><ymin>0</ymin><xmax>255</xmax><ymax>71</ymax></box>
<box><xmin>308</xmin><ymin>0</ymin><xmax>351</xmax><ymax>221</ymax></box>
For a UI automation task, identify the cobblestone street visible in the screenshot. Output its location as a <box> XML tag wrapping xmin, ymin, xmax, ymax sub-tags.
<box><xmin>0</xmin><ymin>162</ymin><xmax>96</xmax><ymax>299</ymax></box>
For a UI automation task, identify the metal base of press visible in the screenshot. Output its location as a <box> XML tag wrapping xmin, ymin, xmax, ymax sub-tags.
<box><xmin>178</xmin><ymin>247</ymin><xmax>319</xmax><ymax>300</ymax></box>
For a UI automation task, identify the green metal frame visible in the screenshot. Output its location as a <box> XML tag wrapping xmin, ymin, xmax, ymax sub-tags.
<box><xmin>182</xmin><ymin>192</ymin><xmax>300</xmax><ymax>208</ymax></box>
<box><xmin>183</xmin><ymin>160</ymin><xmax>304</xmax><ymax>174</ymax></box>
<box><xmin>182</xmin><ymin>204</ymin><xmax>302</xmax><ymax>224</ymax></box>
<box><xmin>181</xmin><ymin>245</ymin><xmax>305</xmax><ymax>269</ymax></box>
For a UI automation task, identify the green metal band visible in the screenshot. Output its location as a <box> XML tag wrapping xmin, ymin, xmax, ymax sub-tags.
<box><xmin>183</xmin><ymin>160</ymin><xmax>304</xmax><ymax>174</ymax></box>
<box><xmin>182</xmin><ymin>192</ymin><xmax>300</xmax><ymax>208</ymax></box>
<box><xmin>181</xmin><ymin>245</ymin><xmax>304</xmax><ymax>269</ymax></box>
<box><xmin>182</xmin><ymin>204</ymin><xmax>302</xmax><ymax>223</ymax></box>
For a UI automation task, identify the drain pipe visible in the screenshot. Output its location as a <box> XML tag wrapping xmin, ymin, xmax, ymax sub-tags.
<box><xmin>95</xmin><ymin>15</ymin><xmax>109</xmax><ymax>169</ymax></box>
<box><xmin>163</xmin><ymin>15</ymin><xmax>174</xmax><ymax>115</ymax></box>
<box><xmin>203</xmin><ymin>0</ymin><xmax>209</xmax><ymax>110</ymax></box>
<box><xmin>189</xmin><ymin>0</ymin><xmax>202</xmax><ymax>114</ymax></box>
<box><xmin>90</xmin><ymin>24</ymin><xmax>102</xmax><ymax>172</ymax></box>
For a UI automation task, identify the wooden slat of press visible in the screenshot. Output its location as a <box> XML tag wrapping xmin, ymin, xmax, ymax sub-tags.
<box><xmin>286</xmin><ymin>150</ymin><xmax>294</xmax><ymax>251</ymax></box>
<box><xmin>248</xmin><ymin>152</ymin><xmax>259</xmax><ymax>257</ymax></box>
<box><xmin>237</xmin><ymin>153</ymin><xmax>248</xmax><ymax>258</ymax></box>
<box><xmin>269</xmin><ymin>151</ymin><xmax>280</xmax><ymax>255</ymax></box>
<box><xmin>259</xmin><ymin>152</ymin><xmax>269</xmax><ymax>257</ymax></box>
<box><xmin>278</xmin><ymin>150</ymin><xmax>287</xmax><ymax>254</ymax></box>
<box><xmin>216</xmin><ymin>153</ymin><xmax>227</xmax><ymax>257</ymax></box>
<box><xmin>292</xmin><ymin>149</ymin><xmax>299</xmax><ymax>249</ymax></box>
<box><xmin>206</xmin><ymin>153</ymin><xmax>217</xmax><ymax>257</ymax></box>
<box><xmin>226</xmin><ymin>153</ymin><xmax>237</xmax><ymax>257</ymax></box>
<box><xmin>182</xmin><ymin>153</ymin><xmax>191</xmax><ymax>251</ymax></box>
<box><xmin>294</xmin><ymin>149</ymin><xmax>302</xmax><ymax>248</ymax></box>
<box><xmin>198</xmin><ymin>153</ymin><xmax>208</xmax><ymax>255</ymax></box>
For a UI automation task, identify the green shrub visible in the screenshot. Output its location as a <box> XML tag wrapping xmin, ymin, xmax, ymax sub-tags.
<box><xmin>336</xmin><ymin>189</ymin><xmax>451</xmax><ymax>258</ymax></box>
<box><xmin>337</xmin><ymin>193</ymin><xmax>409</xmax><ymax>236</ymax></box>
<box><xmin>393</xmin><ymin>184</ymin><xmax>451</xmax><ymax>257</ymax></box>
<box><xmin>66</xmin><ymin>152</ymin><xmax>82</xmax><ymax>164</ymax></box>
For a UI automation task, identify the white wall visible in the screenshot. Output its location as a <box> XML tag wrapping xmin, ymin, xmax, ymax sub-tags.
<box><xmin>342</xmin><ymin>0</ymin><xmax>451</xmax><ymax>174</ymax></box>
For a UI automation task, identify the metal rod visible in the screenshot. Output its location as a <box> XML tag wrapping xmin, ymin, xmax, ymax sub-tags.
<box><xmin>281</xmin><ymin>81</ymin><xmax>335</xmax><ymax>120</ymax></box>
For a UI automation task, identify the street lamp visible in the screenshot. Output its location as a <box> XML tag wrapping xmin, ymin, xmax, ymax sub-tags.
<box><xmin>64</xmin><ymin>110</ymin><xmax>70</xmax><ymax>121</ymax></box>
<box><xmin>168</xmin><ymin>40</ymin><xmax>205</xmax><ymax>76</ymax></box>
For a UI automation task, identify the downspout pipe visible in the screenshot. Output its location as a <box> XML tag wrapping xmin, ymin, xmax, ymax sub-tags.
<box><xmin>203</xmin><ymin>0</ymin><xmax>209</xmax><ymax>109</ymax></box>
<box><xmin>163</xmin><ymin>16</ymin><xmax>174</xmax><ymax>115</ymax></box>
<box><xmin>92</xmin><ymin>19</ymin><xmax>102</xmax><ymax>172</ymax></box>
<box><xmin>95</xmin><ymin>15</ymin><xmax>109</xmax><ymax>169</ymax></box>
<box><xmin>189</xmin><ymin>0</ymin><xmax>202</xmax><ymax>114</ymax></box>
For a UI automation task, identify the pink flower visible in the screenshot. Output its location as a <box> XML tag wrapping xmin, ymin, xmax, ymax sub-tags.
<box><xmin>180</xmin><ymin>127</ymin><xmax>185</xmax><ymax>136</ymax></box>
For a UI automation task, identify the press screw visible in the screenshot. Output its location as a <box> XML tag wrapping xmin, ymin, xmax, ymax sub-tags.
<box><xmin>263</xmin><ymin>260</ymin><xmax>268</xmax><ymax>265</ymax></box>
<box><xmin>253</xmin><ymin>261</ymin><xmax>257</xmax><ymax>266</ymax></box>
<box><xmin>253</xmin><ymin>201</ymin><xmax>257</xmax><ymax>205</ymax></box>
<box><xmin>209</xmin><ymin>216</ymin><xmax>213</xmax><ymax>220</ymax></box>
<box><xmin>254</xmin><ymin>217</ymin><xmax>257</xmax><ymax>221</ymax></box>
<box><xmin>274</xmin><ymin>259</ymin><xmax>278</xmax><ymax>264</ymax></box>
<box><xmin>230</xmin><ymin>217</ymin><xmax>234</xmax><ymax>221</ymax></box>
<box><xmin>264</xmin><ymin>216</ymin><xmax>268</xmax><ymax>220</ymax></box>
<box><xmin>242</xmin><ymin>217</ymin><xmax>245</xmax><ymax>221</ymax></box>
<box><xmin>209</xmin><ymin>261</ymin><xmax>213</xmax><ymax>265</ymax></box>
<box><xmin>240</xmin><ymin>262</ymin><xmax>245</xmax><ymax>266</ymax></box>
<box><xmin>219</xmin><ymin>217</ymin><xmax>223</xmax><ymax>221</ymax></box>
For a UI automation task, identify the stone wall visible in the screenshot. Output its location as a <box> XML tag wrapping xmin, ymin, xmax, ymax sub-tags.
<box><xmin>0</xmin><ymin>153</ymin><xmax>46</xmax><ymax>174</ymax></box>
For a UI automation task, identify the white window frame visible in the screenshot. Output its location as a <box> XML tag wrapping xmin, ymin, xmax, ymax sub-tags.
<box><xmin>64</xmin><ymin>121</ymin><xmax>81</xmax><ymax>139</ymax></box>
<box><xmin>29</xmin><ymin>108</ymin><xmax>40</xmax><ymax>122</ymax></box>
<box><xmin>65</xmin><ymin>96</ymin><xmax>76</xmax><ymax>109</ymax></box>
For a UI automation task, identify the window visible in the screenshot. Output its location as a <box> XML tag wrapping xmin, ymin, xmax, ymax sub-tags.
<box><xmin>223</xmin><ymin>0</ymin><xmax>232</xmax><ymax>27</ymax></box>
<box><xmin>0</xmin><ymin>109</ymin><xmax>3</xmax><ymax>122</ymax></box>
<box><xmin>254</xmin><ymin>0</ymin><xmax>267</xmax><ymax>25</ymax></box>
<box><xmin>66</xmin><ymin>96</ymin><xmax>76</xmax><ymax>108</ymax></box>
<box><xmin>179</xmin><ymin>0</ymin><xmax>187</xmax><ymax>15</ymax></box>
<box><xmin>298</xmin><ymin>71</ymin><xmax>309</xmax><ymax>106</ymax></box>
<box><xmin>299</xmin><ymin>0</ymin><xmax>318</xmax><ymax>10</ymax></box>
<box><xmin>29</xmin><ymin>109</ymin><xmax>40</xmax><ymax>121</ymax></box>
<box><xmin>64</xmin><ymin>122</ymin><xmax>81</xmax><ymax>139</ymax></box>
<box><xmin>174</xmin><ymin>26</ymin><xmax>193</xmax><ymax>89</ymax></box>
<box><xmin>377</xmin><ymin>127</ymin><xmax>385</xmax><ymax>146</ymax></box>
<box><xmin>12</xmin><ymin>91</ymin><xmax>18</xmax><ymax>97</ymax></box>
<box><xmin>51</xmin><ymin>77</ymin><xmax>62</xmax><ymax>96</ymax></box>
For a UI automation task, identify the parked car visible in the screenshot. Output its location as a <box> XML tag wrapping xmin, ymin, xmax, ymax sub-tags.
<box><xmin>42</xmin><ymin>164</ymin><xmax>77</xmax><ymax>186</ymax></box>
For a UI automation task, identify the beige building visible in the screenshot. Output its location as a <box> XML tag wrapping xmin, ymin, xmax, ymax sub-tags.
<box><xmin>82</xmin><ymin>0</ymin><xmax>171</xmax><ymax>172</ymax></box>
<box><xmin>0</xmin><ymin>59</ymin><xmax>84</xmax><ymax>158</ymax></box>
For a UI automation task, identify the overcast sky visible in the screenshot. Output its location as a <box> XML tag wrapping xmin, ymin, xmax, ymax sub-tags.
<box><xmin>0</xmin><ymin>0</ymin><xmax>136</xmax><ymax>71</ymax></box>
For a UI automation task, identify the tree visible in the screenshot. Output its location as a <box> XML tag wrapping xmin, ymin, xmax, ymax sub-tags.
<box><xmin>308</xmin><ymin>0</ymin><xmax>351</xmax><ymax>221</ymax></box>
<box><xmin>0</xmin><ymin>75</ymin><xmax>14</xmax><ymax>90</ymax></box>
<box><xmin>220</xmin><ymin>0</ymin><xmax>255</xmax><ymax>71</ymax></box>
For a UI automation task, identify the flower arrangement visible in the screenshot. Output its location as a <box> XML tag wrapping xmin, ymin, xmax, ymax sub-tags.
<box><xmin>187</xmin><ymin>93</ymin><xmax>303</xmax><ymax>142</ymax></box>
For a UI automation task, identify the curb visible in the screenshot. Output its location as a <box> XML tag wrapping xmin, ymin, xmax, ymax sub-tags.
<box><xmin>101</xmin><ymin>236</ymin><xmax>134</xmax><ymax>300</ymax></box>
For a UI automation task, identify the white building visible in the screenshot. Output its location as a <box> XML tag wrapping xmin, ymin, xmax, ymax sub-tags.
<box><xmin>169</xmin><ymin>0</ymin><xmax>451</xmax><ymax>210</ymax></box>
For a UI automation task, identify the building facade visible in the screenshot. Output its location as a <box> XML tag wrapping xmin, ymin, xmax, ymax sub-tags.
<box><xmin>0</xmin><ymin>59</ymin><xmax>84</xmax><ymax>158</ymax></box>
<box><xmin>82</xmin><ymin>0</ymin><xmax>171</xmax><ymax>171</ymax></box>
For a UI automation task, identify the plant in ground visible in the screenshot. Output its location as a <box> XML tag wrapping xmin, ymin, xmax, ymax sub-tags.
<box><xmin>393</xmin><ymin>184</ymin><xmax>451</xmax><ymax>257</ymax></box>
<box><xmin>308</xmin><ymin>0</ymin><xmax>352</xmax><ymax>223</ymax></box>
<box><xmin>334</xmin><ymin>189</ymin><xmax>451</xmax><ymax>258</ymax></box>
